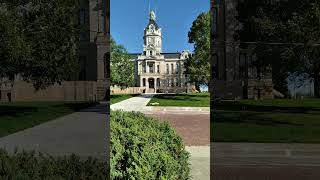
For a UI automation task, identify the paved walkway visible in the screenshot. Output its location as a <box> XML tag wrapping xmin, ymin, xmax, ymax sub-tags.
<box><xmin>212</xmin><ymin>142</ymin><xmax>320</xmax><ymax>179</ymax></box>
<box><xmin>111</xmin><ymin>94</ymin><xmax>153</xmax><ymax>112</ymax></box>
<box><xmin>0</xmin><ymin>103</ymin><xmax>108</xmax><ymax>160</ymax></box>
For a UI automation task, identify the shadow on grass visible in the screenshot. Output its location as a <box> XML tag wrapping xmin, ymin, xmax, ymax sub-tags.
<box><xmin>111</xmin><ymin>94</ymin><xmax>139</xmax><ymax>98</ymax></box>
<box><xmin>0</xmin><ymin>106</ymin><xmax>38</xmax><ymax>117</ymax></box>
<box><xmin>212</xmin><ymin>111</ymin><xmax>302</xmax><ymax>127</ymax></box>
<box><xmin>214</xmin><ymin>101</ymin><xmax>320</xmax><ymax>114</ymax></box>
<box><xmin>52</xmin><ymin>102</ymin><xmax>98</xmax><ymax>112</ymax></box>
<box><xmin>153</xmin><ymin>94</ymin><xmax>208</xmax><ymax>102</ymax></box>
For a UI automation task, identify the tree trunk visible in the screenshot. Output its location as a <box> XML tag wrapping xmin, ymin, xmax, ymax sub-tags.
<box><xmin>314</xmin><ymin>71</ymin><xmax>320</xmax><ymax>98</ymax></box>
<box><xmin>195</xmin><ymin>82</ymin><xmax>201</xmax><ymax>92</ymax></box>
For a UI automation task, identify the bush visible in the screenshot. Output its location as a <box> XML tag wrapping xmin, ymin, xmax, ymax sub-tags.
<box><xmin>0</xmin><ymin>149</ymin><xmax>108</xmax><ymax>179</ymax></box>
<box><xmin>110</xmin><ymin>111</ymin><xmax>190</xmax><ymax>179</ymax></box>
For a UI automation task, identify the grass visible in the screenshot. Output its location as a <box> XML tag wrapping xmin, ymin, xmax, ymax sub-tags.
<box><xmin>147</xmin><ymin>93</ymin><xmax>210</xmax><ymax>107</ymax></box>
<box><xmin>110</xmin><ymin>94</ymin><xmax>138</xmax><ymax>105</ymax></box>
<box><xmin>0</xmin><ymin>101</ymin><xmax>97</xmax><ymax>138</ymax></box>
<box><xmin>211</xmin><ymin>98</ymin><xmax>320</xmax><ymax>143</ymax></box>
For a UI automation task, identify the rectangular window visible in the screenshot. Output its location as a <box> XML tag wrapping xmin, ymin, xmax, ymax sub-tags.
<box><xmin>166</xmin><ymin>64</ymin><xmax>169</xmax><ymax>74</ymax></box>
<box><xmin>78</xmin><ymin>56</ymin><xmax>87</xmax><ymax>80</ymax></box>
<box><xmin>143</xmin><ymin>64</ymin><xmax>146</xmax><ymax>73</ymax></box>
<box><xmin>143</xmin><ymin>78</ymin><xmax>146</xmax><ymax>87</ymax></box>
<box><xmin>171</xmin><ymin>64</ymin><xmax>174</xmax><ymax>74</ymax></box>
<box><xmin>176</xmin><ymin>63</ymin><xmax>179</xmax><ymax>74</ymax></box>
<box><xmin>149</xmin><ymin>63</ymin><xmax>154</xmax><ymax>73</ymax></box>
<box><xmin>79</xmin><ymin>9</ymin><xmax>85</xmax><ymax>25</ymax></box>
<box><xmin>212</xmin><ymin>7</ymin><xmax>218</xmax><ymax>35</ymax></box>
<box><xmin>213</xmin><ymin>54</ymin><xmax>218</xmax><ymax>79</ymax></box>
<box><xmin>157</xmin><ymin>65</ymin><xmax>160</xmax><ymax>73</ymax></box>
<box><xmin>239</xmin><ymin>53</ymin><xmax>247</xmax><ymax>79</ymax></box>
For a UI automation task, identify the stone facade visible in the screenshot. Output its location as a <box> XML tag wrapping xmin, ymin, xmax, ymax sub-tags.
<box><xmin>130</xmin><ymin>11</ymin><xmax>193</xmax><ymax>94</ymax></box>
<box><xmin>211</xmin><ymin>0</ymin><xmax>273</xmax><ymax>99</ymax></box>
<box><xmin>0</xmin><ymin>0</ymin><xmax>109</xmax><ymax>102</ymax></box>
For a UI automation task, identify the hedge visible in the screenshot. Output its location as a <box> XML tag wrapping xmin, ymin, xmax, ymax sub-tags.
<box><xmin>110</xmin><ymin>110</ymin><xmax>190</xmax><ymax>179</ymax></box>
<box><xmin>0</xmin><ymin>149</ymin><xmax>108</xmax><ymax>179</ymax></box>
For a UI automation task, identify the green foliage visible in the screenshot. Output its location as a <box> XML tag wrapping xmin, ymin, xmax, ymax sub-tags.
<box><xmin>186</xmin><ymin>12</ymin><xmax>210</xmax><ymax>90</ymax></box>
<box><xmin>110</xmin><ymin>37</ymin><xmax>135</xmax><ymax>88</ymax></box>
<box><xmin>237</xmin><ymin>0</ymin><xmax>320</xmax><ymax>97</ymax></box>
<box><xmin>0</xmin><ymin>7</ymin><xmax>30</xmax><ymax>83</ymax></box>
<box><xmin>0</xmin><ymin>149</ymin><xmax>108</xmax><ymax>179</ymax></box>
<box><xmin>0</xmin><ymin>1</ymin><xmax>80</xmax><ymax>90</ymax></box>
<box><xmin>110</xmin><ymin>111</ymin><xmax>190</xmax><ymax>179</ymax></box>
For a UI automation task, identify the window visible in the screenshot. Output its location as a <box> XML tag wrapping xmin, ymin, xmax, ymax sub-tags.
<box><xmin>213</xmin><ymin>54</ymin><xmax>218</xmax><ymax>79</ymax></box>
<box><xmin>149</xmin><ymin>63</ymin><xmax>154</xmax><ymax>73</ymax></box>
<box><xmin>166</xmin><ymin>64</ymin><xmax>169</xmax><ymax>74</ymax></box>
<box><xmin>171</xmin><ymin>64</ymin><xmax>174</xmax><ymax>74</ymax></box>
<box><xmin>142</xmin><ymin>63</ymin><xmax>146</xmax><ymax>73</ymax></box>
<box><xmin>78</xmin><ymin>56</ymin><xmax>86</xmax><ymax>80</ymax></box>
<box><xmin>104</xmin><ymin>52</ymin><xmax>110</xmax><ymax>79</ymax></box>
<box><xmin>157</xmin><ymin>78</ymin><xmax>160</xmax><ymax>87</ymax></box>
<box><xmin>79</xmin><ymin>8</ymin><xmax>88</xmax><ymax>25</ymax></box>
<box><xmin>143</xmin><ymin>51</ymin><xmax>146</xmax><ymax>55</ymax></box>
<box><xmin>143</xmin><ymin>78</ymin><xmax>146</xmax><ymax>87</ymax></box>
<box><xmin>239</xmin><ymin>53</ymin><xmax>247</xmax><ymax>79</ymax></box>
<box><xmin>212</xmin><ymin>7</ymin><xmax>218</xmax><ymax>35</ymax></box>
<box><xmin>176</xmin><ymin>79</ymin><xmax>179</xmax><ymax>87</ymax></box>
<box><xmin>171</xmin><ymin>78</ymin><xmax>174</xmax><ymax>87</ymax></box>
<box><xmin>150</xmin><ymin>51</ymin><xmax>153</xmax><ymax>56</ymax></box>
<box><xmin>157</xmin><ymin>65</ymin><xmax>160</xmax><ymax>73</ymax></box>
<box><xmin>176</xmin><ymin>63</ymin><xmax>179</xmax><ymax>74</ymax></box>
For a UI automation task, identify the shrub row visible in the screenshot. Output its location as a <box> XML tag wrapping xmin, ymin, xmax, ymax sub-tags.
<box><xmin>0</xmin><ymin>149</ymin><xmax>108</xmax><ymax>179</ymax></box>
<box><xmin>110</xmin><ymin>110</ymin><xmax>190</xmax><ymax>179</ymax></box>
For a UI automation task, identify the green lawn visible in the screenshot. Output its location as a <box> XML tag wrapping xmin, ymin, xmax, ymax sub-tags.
<box><xmin>0</xmin><ymin>102</ymin><xmax>97</xmax><ymax>138</ymax></box>
<box><xmin>147</xmin><ymin>93</ymin><xmax>210</xmax><ymax>107</ymax></box>
<box><xmin>110</xmin><ymin>94</ymin><xmax>138</xmax><ymax>105</ymax></box>
<box><xmin>212</xmin><ymin>98</ymin><xmax>320</xmax><ymax>143</ymax></box>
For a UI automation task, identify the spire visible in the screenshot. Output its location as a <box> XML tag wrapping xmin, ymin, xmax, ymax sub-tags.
<box><xmin>150</xmin><ymin>10</ymin><xmax>156</xmax><ymax>21</ymax></box>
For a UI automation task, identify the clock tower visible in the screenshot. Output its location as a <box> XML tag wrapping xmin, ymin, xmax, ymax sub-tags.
<box><xmin>143</xmin><ymin>10</ymin><xmax>162</xmax><ymax>57</ymax></box>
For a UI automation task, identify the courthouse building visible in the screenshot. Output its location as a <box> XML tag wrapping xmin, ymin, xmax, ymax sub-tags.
<box><xmin>211</xmin><ymin>0</ymin><xmax>274</xmax><ymax>99</ymax></box>
<box><xmin>129</xmin><ymin>11</ymin><xmax>193</xmax><ymax>93</ymax></box>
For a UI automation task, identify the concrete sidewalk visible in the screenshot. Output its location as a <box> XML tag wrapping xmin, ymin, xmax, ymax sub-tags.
<box><xmin>111</xmin><ymin>94</ymin><xmax>153</xmax><ymax>112</ymax></box>
<box><xmin>0</xmin><ymin>104</ymin><xmax>108</xmax><ymax>160</ymax></box>
<box><xmin>186</xmin><ymin>146</ymin><xmax>210</xmax><ymax>180</ymax></box>
<box><xmin>212</xmin><ymin>142</ymin><xmax>320</xmax><ymax>180</ymax></box>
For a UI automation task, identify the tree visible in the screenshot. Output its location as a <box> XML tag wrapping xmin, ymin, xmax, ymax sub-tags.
<box><xmin>110</xmin><ymin>37</ymin><xmax>134</xmax><ymax>88</ymax></box>
<box><xmin>186</xmin><ymin>12</ymin><xmax>210</xmax><ymax>91</ymax></box>
<box><xmin>237</xmin><ymin>0</ymin><xmax>320</xmax><ymax>97</ymax></box>
<box><xmin>0</xmin><ymin>0</ymin><xmax>80</xmax><ymax>90</ymax></box>
<box><xmin>0</xmin><ymin>7</ymin><xmax>29</xmax><ymax>85</ymax></box>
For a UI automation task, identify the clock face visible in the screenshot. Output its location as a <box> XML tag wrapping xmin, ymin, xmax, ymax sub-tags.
<box><xmin>149</xmin><ymin>25</ymin><xmax>155</xmax><ymax>33</ymax></box>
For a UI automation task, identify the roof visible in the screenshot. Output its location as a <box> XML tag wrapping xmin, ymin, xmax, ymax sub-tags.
<box><xmin>128</xmin><ymin>52</ymin><xmax>182</xmax><ymax>60</ymax></box>
<box><xmin>162</xmin><ymin>53</ymin><xmax>181</xmax><ymax>59</ymax></box>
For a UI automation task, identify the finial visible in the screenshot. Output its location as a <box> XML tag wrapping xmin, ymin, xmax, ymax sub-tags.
<box><xmin>150</xmin><ymin>10</ymin><xmax>156</xmax><ymax>21</ymax></box>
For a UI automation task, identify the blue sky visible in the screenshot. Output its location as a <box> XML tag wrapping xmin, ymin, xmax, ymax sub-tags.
<box><xmin>111</xmin><ymin>0</ymin><xmax>209</xmax><ymax>53</ymax></box>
